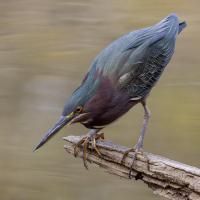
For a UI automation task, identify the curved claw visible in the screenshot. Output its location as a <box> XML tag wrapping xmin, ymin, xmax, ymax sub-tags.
<box><xmin>73</xmin><ymin>136</ymin><xmax>90</xmax><ymax>169</ymax></box>
<box><xmin>128</xmin><ymin>150</ymin><xmax>139</xmax><ymax>178</ymax></box>
<box><xmin>121</xmin><ymin>147</ymin><xmax>142</xmax><ymax>178</ymax></box>
<box><xmin>73</xmin><ymin>132</ymin><xmax>105</xmax><ymax>169</ymax></box>
<box><xmin>73</xmin><ymin>136</ymin><xmax>87</xmax><ymax>157</ymax></box>
<box><xmin>92</xmin><ymin>132</ymin><xmax>104</xmax><ymax>156</ymax></box>
<box><xmin>93</xmin><ymin>138</ymin><xmax>101</xmax><ymax>156</ymax></box>
<box><xmin>83</xmin><ymin>139</ymin><xmax>89</xmax><ymax>169</ymax></box>
<box><xmin>121</xmin><ymin>148</ymin><xmax>135</xmax><ymax>165</ymax></box>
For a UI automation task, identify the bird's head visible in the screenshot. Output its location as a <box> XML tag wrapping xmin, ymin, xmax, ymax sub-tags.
<box><xmin>33</xmin><ymin>85</ymin><xmax>92</xmax><ymax>151</ymax></box>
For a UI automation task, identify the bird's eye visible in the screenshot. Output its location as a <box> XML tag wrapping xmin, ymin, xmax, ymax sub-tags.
<box><xmin>75</xmin><ymin>106</ymin><xmax>83</xmax><ymax>113</ymax></box>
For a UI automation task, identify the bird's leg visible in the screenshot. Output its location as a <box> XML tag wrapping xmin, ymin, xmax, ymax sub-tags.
<box><xmin>135</xmin><ymin>100</ymin><xmax>151</xmax><ymax>150</ymax></box>
<box><xmin>121</xmin><ymin>100</ymin><xmax>151</xmax><ymax>178</ymax></box>
<box><xmin>73</xmin><ymin>129</ymin><xmax>104</xmax><ymax>169</ymax></box>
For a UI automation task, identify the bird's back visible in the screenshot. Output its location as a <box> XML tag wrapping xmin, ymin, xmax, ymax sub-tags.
<box><xmin>82</xmin><ymin>13</ymin><xmax>186</xmax><ymax>99</ymax></box>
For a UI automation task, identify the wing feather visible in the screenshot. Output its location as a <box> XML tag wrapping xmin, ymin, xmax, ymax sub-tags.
<box><xmin>81</xmin><ymin>14</ymin><xmax>185</xmax><ymax>99</ymax></box>
<box><xmin>119</xmin><ymin>34</ymin><xmax>176</xmax><ymax>98</ymax></box>
<box><xmin>87</xmin><ymin>14</ymin><xmax>179</xmax><ymax>76</ymax></box>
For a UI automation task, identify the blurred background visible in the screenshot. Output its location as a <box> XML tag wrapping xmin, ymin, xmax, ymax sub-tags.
<box><xmin>0</xmin><ymin>0</ymin><xmax>199</xmax><ymax>199</ymax></box>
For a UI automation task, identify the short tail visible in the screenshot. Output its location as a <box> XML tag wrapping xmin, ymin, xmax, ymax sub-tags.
<box><xmin>178</xmin><ymin>21</ymin><xmax>187</xmax><ymax>34</ymax></box>
<box><xmin>156</xmin><ymin>14</ymin><xmax>186</xmax><ymax>37</ymax></box>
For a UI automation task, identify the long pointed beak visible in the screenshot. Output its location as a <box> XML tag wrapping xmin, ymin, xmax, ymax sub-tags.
<box><xmin>33</xmin><ymin>116</ymin><xmax>72</xmax><ymax>152</ymax></box>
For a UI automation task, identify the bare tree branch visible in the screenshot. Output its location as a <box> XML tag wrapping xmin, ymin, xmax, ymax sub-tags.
<box><xmin>63</xmin><ymin>136</ymin><xmax>200</xmax><ymax>200</ymax></box>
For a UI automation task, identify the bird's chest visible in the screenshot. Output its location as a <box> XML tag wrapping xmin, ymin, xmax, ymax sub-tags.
<box><xmin>82</xmin><ymin>89</ymin><xmax>138</xmax><ymax>128</ymax></box>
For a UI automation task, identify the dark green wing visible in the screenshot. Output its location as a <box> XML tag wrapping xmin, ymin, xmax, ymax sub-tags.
<box><xmin>81</xmin><ymin>14</ymin><xmax>185</xmax><ymax>100</ymax></box>
<box><xmin>118</xmin><ymin>33</ymin><xmax>176</xmax><ymax>99</ymax></box>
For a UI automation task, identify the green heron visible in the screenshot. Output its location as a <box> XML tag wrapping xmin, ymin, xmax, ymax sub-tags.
<box><xmin>34</xmin><ymin>14</ymin><xmax>186</xmax><ymax>174</ymax></box>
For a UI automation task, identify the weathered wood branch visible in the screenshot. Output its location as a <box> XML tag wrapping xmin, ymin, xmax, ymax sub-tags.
<box><xmin>63</xmin><ymin>136</ymin><xmax>200</xmax><ymax>200</ymax></box>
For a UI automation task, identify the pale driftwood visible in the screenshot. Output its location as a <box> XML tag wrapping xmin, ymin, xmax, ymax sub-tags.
<box><xmin>63</xmin><ymin>135</ymin><xmax>200</xmax><ymax>200</ymax></box>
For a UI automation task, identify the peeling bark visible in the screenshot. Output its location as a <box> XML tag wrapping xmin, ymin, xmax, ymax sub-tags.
<box><xmin>63</xmin><ymin>136</ymin><xmax>200</xmax><ymax>200</ymax></box>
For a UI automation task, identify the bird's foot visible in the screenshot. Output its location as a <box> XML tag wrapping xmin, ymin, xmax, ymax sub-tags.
<box><xmin>73</xmin><ymin>132</ymin><xmax>104</xmax><ymax>169</ymax></box>
<box><xmin>121</xmin><ymin>146</ymin><xmax>144</xmax><ymax>178</ymax></box>
<box><xmin>91</xmin><ymin>132</ymin><xmax>104</xmax><ymax>156</ymax></box>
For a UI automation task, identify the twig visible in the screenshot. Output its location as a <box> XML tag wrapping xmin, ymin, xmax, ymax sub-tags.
<box><xmin>63</xmin><ymin>135</ymin><xmax>200</xmax><ymax>200</ymax></box>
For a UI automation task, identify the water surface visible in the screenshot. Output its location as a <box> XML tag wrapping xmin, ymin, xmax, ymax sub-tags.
<box><xmin>0</xmin><ymin>0</ymin><xmax>200</xmax><ymax>199</ymax></box>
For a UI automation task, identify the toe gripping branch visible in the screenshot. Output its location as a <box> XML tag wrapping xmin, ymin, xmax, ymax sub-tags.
<box><xmin>63</xmin><ymin>135</ymin><xmax>200</xmax><ymax>200</ymax></box>
<box><xmin>73</xmin><ymin>132</ymin><xmax>105</xmax><ymax>169</ymax></box>
<box><xmin>65</xmin><ymin>134</ymin><xmax>149</xmax><ymax>179</ymax></box>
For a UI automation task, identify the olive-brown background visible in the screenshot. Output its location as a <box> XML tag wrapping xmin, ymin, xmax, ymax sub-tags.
<box><xmin>0</xmin><ymin>0</ymin><xmax>199</xmax><ymax>199</ymax></box>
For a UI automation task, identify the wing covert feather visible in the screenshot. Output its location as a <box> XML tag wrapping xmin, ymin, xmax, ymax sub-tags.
<box><xmin>118</xmin><ymin>35</ymin><xmax>176</xmax><ymax>98</ymax></box>
<box><xmin>81</xmin><ymin>14</ymin><xmax>184</xmax><ymax>100</ymax></box>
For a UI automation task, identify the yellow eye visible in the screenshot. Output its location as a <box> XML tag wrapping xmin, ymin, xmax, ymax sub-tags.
<box><xmin>75</xmin><ymin>106</ymin><xmax>83</xmax><ymax>113</ymax></box>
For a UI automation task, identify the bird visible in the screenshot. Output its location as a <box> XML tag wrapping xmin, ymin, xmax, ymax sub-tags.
<box><xmin>34</xmin><ymin>13</ymin><xmax>186</xmax><ymax>174</ymax></box>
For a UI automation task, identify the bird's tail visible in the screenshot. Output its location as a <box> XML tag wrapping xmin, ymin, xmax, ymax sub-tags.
<box><xmin>33</xmin><ymin>116</ymin><xmax>69</xmax><ymax>151</ymax></box>
<box><xmin>178</xmin><ymin>21</ymin><xmax>187</xmax><ymax>34</ymax></box>
<box><xmin>155</xmin><ymin>13</ymin><xmax>186</xmax><ymax>37</ymax></box>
